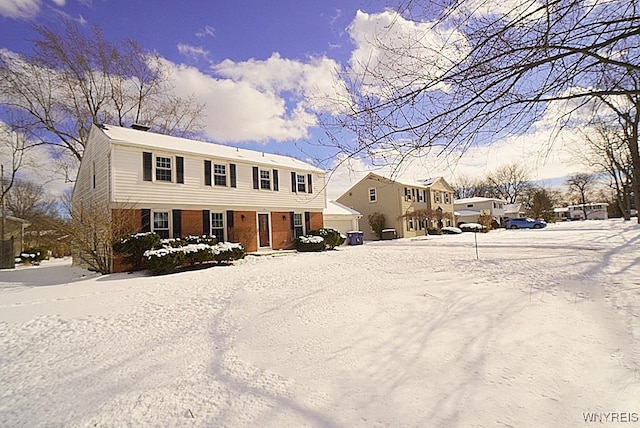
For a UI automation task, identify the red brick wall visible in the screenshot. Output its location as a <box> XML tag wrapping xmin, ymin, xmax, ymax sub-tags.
<box><xmin>182</xmin><ymin>210</ymin><xmax>203</xmax><ymax>237</ymax></box>
<box><xmin>233</xmin><ymin>211</ymin><xmax>257</xmax><ymax>252</ymax></box>
<box><xmin>272</xmin><ymin>211</ymin><xmax>294</xmax><ymax>250</ymax></box>
<box><xmin>112</xmin><ymin>209</ymin><xmax>141</xmax><ymax>236</ymax></box>
<box><xmin>309</xmin><ymin>211</ymin><xmax>324</xmax><ymax>231</ymax></box>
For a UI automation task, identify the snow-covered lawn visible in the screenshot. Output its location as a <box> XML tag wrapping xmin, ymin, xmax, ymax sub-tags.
<box><xmin>1</xmin><ymin>220</ymin><xmax>639</xmax><ymax>427</ymax></box>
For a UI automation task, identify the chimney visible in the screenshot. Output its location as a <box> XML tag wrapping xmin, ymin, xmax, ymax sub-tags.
<box><xmin>131</xmin><ymin>123</ymin><xmax>151</xmax><ymax>132</ymax></box>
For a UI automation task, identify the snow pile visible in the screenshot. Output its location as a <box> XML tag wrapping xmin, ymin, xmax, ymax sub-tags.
<box><xmin>1</xmin><ymin>220</ymin><xmax>639</xmax><ymax>426</ymax></box>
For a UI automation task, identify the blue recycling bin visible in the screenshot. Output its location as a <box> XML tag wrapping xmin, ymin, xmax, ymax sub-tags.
<box><xmin>347</xmin><ymin>231</ymin><xmax>364</xmax><ymax>245</ymax></box>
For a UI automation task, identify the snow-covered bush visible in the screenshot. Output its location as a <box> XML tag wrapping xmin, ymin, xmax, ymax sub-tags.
<box><xmin>295</xmin><ymin>235</ymin><xmax>325</xmax><ymax>252</ymax></box>
<box><xmin>142</xmin><ymin>240</ymin><xmax>245</xmax><ymax>274</ymax></box>
<box><xmin>308</xmin><ymin>228</ymin><xmax>346</xmax><ymax>249</ymax></box>
<box><xmin>114</xmin><ymin>232</ymin><xmax>161</xmax><ymax>270</ymax></box>
<box><xmin>18</xmin><ymin>248</ymin><xmax>47</xmax><ymax>265</ymax></box>
<box><xmin>143</xmin><ymin>246</ymin><xmax>185</xmax><ymax>275</ymax></box>
<box><xmin>213</xmin><ymin>242</ymin><xmax>245</xmax><ymax>263</ymax></box>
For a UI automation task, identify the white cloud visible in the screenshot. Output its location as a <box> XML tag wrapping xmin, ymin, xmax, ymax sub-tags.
<box><xmin>196</xmin><ymin>25</ymin><xmax>215</xmax><ymax>38</ymax></box>
<box><xmin>448</xmin><ymin>0</ymin><xmax>546</xmax><ymax>22</ymax></box>
<box><xmin>177</xmin><ymin>44</ymin><xmax>209</xmax><ymax>61</ymax></box>
<box><xmin>162</xmin><ymin>59</ymin><xmax>318</xmax><ymax>143</ymax></box>
<box><xmin>51</xmin><ymin>0</ymin><xmax>64</xmax><ymax>6</ymax></box>
<box><xmin>0</xmin><ymin>0</ymin><xmax>41</xmax><ymax>19</ymax></box>
<box><xmin>346</xmin><ymin>10</ymin><xmax>469</xmax><ymax>97</ymax></box>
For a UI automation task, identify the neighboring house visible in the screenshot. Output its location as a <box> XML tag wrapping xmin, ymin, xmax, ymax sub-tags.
<box><xmin>454</xmin><ymin>197</ymin><xmax>507</xmax><ymax>225</ymax></box>
<box><xmin>503</xmin><ymin>203</ymin><xmax>526</xmax><ymax>220</ymax></box>
<box><xmin>554</xmin><ymin>203</ymin><xmax>609</xmax><ymax>220</ymax></box>
<box><xmin>0</xmin><ymin>216</ymin><xmax>30</xmax><ymax>256</ymax></box>
<box><xmin>72</xmin><ymin>124</ymin><xmax>326</xmax><ymax>272</ymax></box>
<box><xmin>336</xmin><ymin>173</ymin><xmax>455</xmax><ymax>240</ymax></box>
<box><xmin>323</xmin><ymin>201</ymin><xmax>362</xmax><ymax>236</ymax></box>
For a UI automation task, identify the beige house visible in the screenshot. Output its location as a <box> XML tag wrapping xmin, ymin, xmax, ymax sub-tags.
<box><xmin>454</xmin><ymin>197</ymin><xmax>507</xmax><ymax>225</ymax></box>
<box><xmin>336</xmin><ymin>173</ymin><xmax>455</xmax><ymax>240</ymax></box>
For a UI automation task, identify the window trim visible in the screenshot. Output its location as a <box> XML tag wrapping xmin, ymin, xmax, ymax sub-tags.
<box><xmin>259</xmin><ymin>169</ymin><xmax>271</xmax><ymax>190</ymax></box>
<box><xmin>155</xmin><ymin>155</ymin><xmax>173</xmax><ymax>182</ymax></box>
<box><xmin>369</xmin><ymin>187</ymin><xmax>377</xmax><ymax>202</ymax></box>
<box><xmin>210</xmin><ymin>212</ymin><xmax>225</xmax><ymax>242</ymax></box>
<box><xmin>296</xmin><ymin>174</ymin><xmax>306</xmax><ymax>193</ymax></box>
<box><xmin>213</xmin><ymin>163</ymin><xmax>227</xmax><ymax>187</ymax></box>
<box><xmin>293</xmin><ymin>213</ymin><xmax>304</xmax><ymax>238</ymax></box>
<box><xmin>152</xmin><ymin>210</ymin><xmax>171</xmax><ymax>238</ymax></box>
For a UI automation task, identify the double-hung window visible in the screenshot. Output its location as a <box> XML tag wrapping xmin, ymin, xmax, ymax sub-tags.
<box><xmin>297</xmin><ymin>174</ymin><xmax>306</xmax><ymax>192</ymax></box>
<box><xmin>156</xmin><ymin>156</ymin><xmax>172</xmax><ymax>182</ymax></box>
<box><xmin>214</xmin><ymin>164</ymin><xmax>227</xmax><ymax>186</ymax></box>
<box><xmin>369</xmin><ymin>188</ymin><xmax>377</xmax><ymax>202</ymax></box>
<box><xmin>211</xmin><ymin>212</ymin><xmax>225</xmax><ymax>242</ymax></box>
<box><xmin>293</xmin><ymin>213</ymin><xmax>304</xmax><ymax>238</ymax></box>
<box><xmin>153</xmin><ymin>211</ymin><xmax>170</xmax><ymax>239</ymax></box>
<box><xmin>445</xmin><ymin>193</ymin><xmax>450</xmax><ymax>204</ymax></box>
<box><xmin>260</xmin><ymin>170</ymin><xmax>271</xmax><ymax>190</ymax></box>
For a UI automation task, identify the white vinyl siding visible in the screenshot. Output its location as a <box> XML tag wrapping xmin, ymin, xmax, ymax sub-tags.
<box><xmin>111</xmin><ymin>145</ymin><xmax>326</xmax><ymax>211</ymax></box>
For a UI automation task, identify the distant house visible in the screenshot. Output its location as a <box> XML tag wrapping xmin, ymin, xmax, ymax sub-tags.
<box><xmin>453</xmin><ymin>197</ymin><xmax>507</xmax><ymax>225</ymax></box>
<box><xmin>72</xmin><ymin>124</ymin><xmax>326</xmax><ymax>272</ymax></box>
<box><xmin>503</xmin><ymin>203</ymin><xmax>526</xmax><ymax>220</ymax></box>
<box><xmin>336</xmin><ymin>173</ymin><xmax>455</xmax><ymax>240</ymax></box>
<box><xmin>0</xmin><ymin>216</ymin><xmax>30</xmax><ymax>256</ymax></box>
<box><xmin>555</xmin><ymin>203</ymin><xmax>609</xmax><ymax>220</ymax></box>
<box><xmin>323</xmin><ymin>201</ymin><xmax>362</xmax><ymax>236</ymax></box>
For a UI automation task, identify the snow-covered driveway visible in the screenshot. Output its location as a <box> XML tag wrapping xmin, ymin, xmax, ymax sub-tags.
<box><xmin>1</xmin><ymin>220</ymin><xmax>639</xmax><ymax>427</ymax></box>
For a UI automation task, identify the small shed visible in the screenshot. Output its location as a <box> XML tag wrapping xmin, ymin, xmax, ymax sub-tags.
<box><xmin>323</xmin><ymin>201</ymin><xmax>362</xmax><ymax>236</ymax></box>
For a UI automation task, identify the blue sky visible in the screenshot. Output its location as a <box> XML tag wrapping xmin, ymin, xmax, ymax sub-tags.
<box><xmin>0</xmin><ymin>0</ymin><xmax>585</xmax><ymax>197</ymax></box>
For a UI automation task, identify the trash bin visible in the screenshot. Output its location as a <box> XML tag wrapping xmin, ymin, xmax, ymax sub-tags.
<box><xmin>347</xmin><ymin>231</ymin><xmax>364</xmax><ymax>245</ymax></box>
<box><xmin>381</xmin><ymin>229</ymin><xmax>397</xmax><ymax>240</ymax></box>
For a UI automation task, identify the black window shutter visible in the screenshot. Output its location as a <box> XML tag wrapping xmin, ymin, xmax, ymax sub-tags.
<box><xmin>143</xmin><ymin>152</ymin><xmax>152</xmax><ymax>182</ymax></box>
<box><xmin>307</xmin><ymin>174</ymin><xmax>313</xmax><ymax>194</ymax></box>
<box><xmin>289</xmin><ymin>211</ymin><xmax>295</xmax><ymax>236</ymax></box>
<box><xmin>304</xmin><ymin>211</ymin><xmax>311</xmax><ymax>232</ymax></box>
<box><xmin>176</xmin><ymin>156</ymin><xmax>184</xmax><ymax>184</ymax></box>
<box><xmin>204</xmin><ymin>160</ymin><xmax>212</xmax><ymax>186</ymax></box>
<box><xmin>252</xmin><ymin>166</ymin><xmax>259</xmax><ymax>189</ymax></box>
<box><xmin>141</xmin><ymin>209</ymin><xmax>151</xmax><ymax>232</ymax></box>
<box><xmin>172</xmin><ymin>209</ymin><xmax>182</xmax><ymax>238</ymax></box>
<box><xmin>273</xmin><ymin>169</ymin><xmax>279</xmax><ymax>191</ymax></box>
<box><xmin>226</xmin><ymin>210</ymin><xmax>234</xmax><ymax>242</ymax></box>
<box><xmin>202</xmin><ymin>210</ymin><xmax>210</xmax><ymax>235</ymax></box>
<box><xmin>291</xmin><ymin>172</ymin><xmax>297</xmax><ymax>192</ymax></box>
<box><xmin>230</xmin><ymin>163</ymin><xmax>237</xmax><ymax>188</ymax></box>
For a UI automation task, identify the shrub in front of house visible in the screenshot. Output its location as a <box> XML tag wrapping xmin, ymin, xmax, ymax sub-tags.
<box><xmin>427</xmin><ymin>227</ymin><xmax>442</xmax><ymax>235</ymax></box>
<box><xmin>295</xmin><ymin>235</ymin><xmax>325</xmax><ymax>252</ymax></box>
<box><xmin>114</xmin><ymin>232</ymin><xmax>162</xmax><ymax>270</ymax></box>
<box><xmin>308</xmin><ymin>228</ymin><xmax>346</xmax><ymax>249</ymax></box>
<box><xmin>143</xmin><ymin>246</ymin><xmax>186</xmax><ymax>275</ymax></box>
<box><xmin>213</xmin><ymin>242</ymin><xmax>246</xmax><ymax>263</ymax></box>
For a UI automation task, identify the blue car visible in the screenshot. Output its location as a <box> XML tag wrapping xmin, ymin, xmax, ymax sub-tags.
<box><xmin>505</xmin><ymin>217</ymin><xmax>547</xmax><ymax>229</ymax></box>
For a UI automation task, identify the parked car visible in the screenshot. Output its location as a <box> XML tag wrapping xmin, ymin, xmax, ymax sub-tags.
<box><xmin>505</xmin><ymin>217</ymin><xmax>547</xmax><ymax>229</ymax></box>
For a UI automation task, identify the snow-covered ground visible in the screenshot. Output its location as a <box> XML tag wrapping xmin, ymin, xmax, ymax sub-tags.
<box><xmin>1</xmin><ymin>219</ymin><xmax>639</xmax><ymax>427</ymax></box>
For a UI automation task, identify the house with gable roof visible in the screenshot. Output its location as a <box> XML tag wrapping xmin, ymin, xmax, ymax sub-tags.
<box><xmin>336</xmin><ymin>172</ymin><xmax>455</xmax><ymax>240</ymax></box>
<box><xmin>72</xmin><ymin>123</ymin><xmax>326</xmax><ymax>272</ymax></box>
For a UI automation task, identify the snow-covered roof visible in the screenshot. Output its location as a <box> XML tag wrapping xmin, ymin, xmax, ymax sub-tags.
<box><xmin>455</xmin><ymin>209</ymin><xmax>480</xmax><ymax>217</ymax></box>
<box><xmin>98</xmin><ymin>124</ymin><xmax>323</xmax><ymax>173</ymax></box>
<box><xmin>454</xmin><ymin>197</ymin><xmax>506</xmax><ymax>204</ymax></box>
<box><xmin>365</xmin><ymin>173</ymin><xmax>448</xmax><ymax>190</ymax></box>
<box><xmin>504</xmin><ymin>203</ymin><xmax>524</xmax><ymax>214</ymax></box>
<box><xmin>323</xmin><ymin>201</ymin><xmax>362</xmax><ymax>217</ymax></box>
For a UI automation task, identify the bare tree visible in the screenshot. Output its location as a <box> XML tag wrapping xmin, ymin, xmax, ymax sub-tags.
<box><xmin>486</xmin><ymin>163</ymin><xmax>531</xmax><ymax>204</ymax></box>
<box><xmin>0</xmin><ymin>21</ymin><xmax>204</xmax><ymax>174</ymax></box>
<box><xmin>574</xmin><ymin>122</ymin><xmax>634</xmax><ymax>219</ymax></box>
<box><xmin>324</xmin><ymin>0</ymin><xmax>640</xmax><ymax>222</ymax></box>
<box><xmin>566</xmin><ymin>173</ymin><xmax>597</xmax><ymax>219</ymax></box>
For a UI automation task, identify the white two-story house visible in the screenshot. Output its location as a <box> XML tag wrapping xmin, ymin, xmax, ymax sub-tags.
<box><xmin>72</xmin><ymin>124</ymin><xmax>326</xmax><ymax>271</ymax></box>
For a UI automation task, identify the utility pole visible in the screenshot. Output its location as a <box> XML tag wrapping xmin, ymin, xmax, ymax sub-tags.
<box><xmin>1</xmin><ymin>164</ymin><xmax>5</xmax><ymax>265</ymax></box>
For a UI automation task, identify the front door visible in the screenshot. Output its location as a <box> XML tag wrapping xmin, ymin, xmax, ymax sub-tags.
<box><xmin>258</xmin><ymin>213</ymin><xmax>270</xmax><ymax>248</ymax></box>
